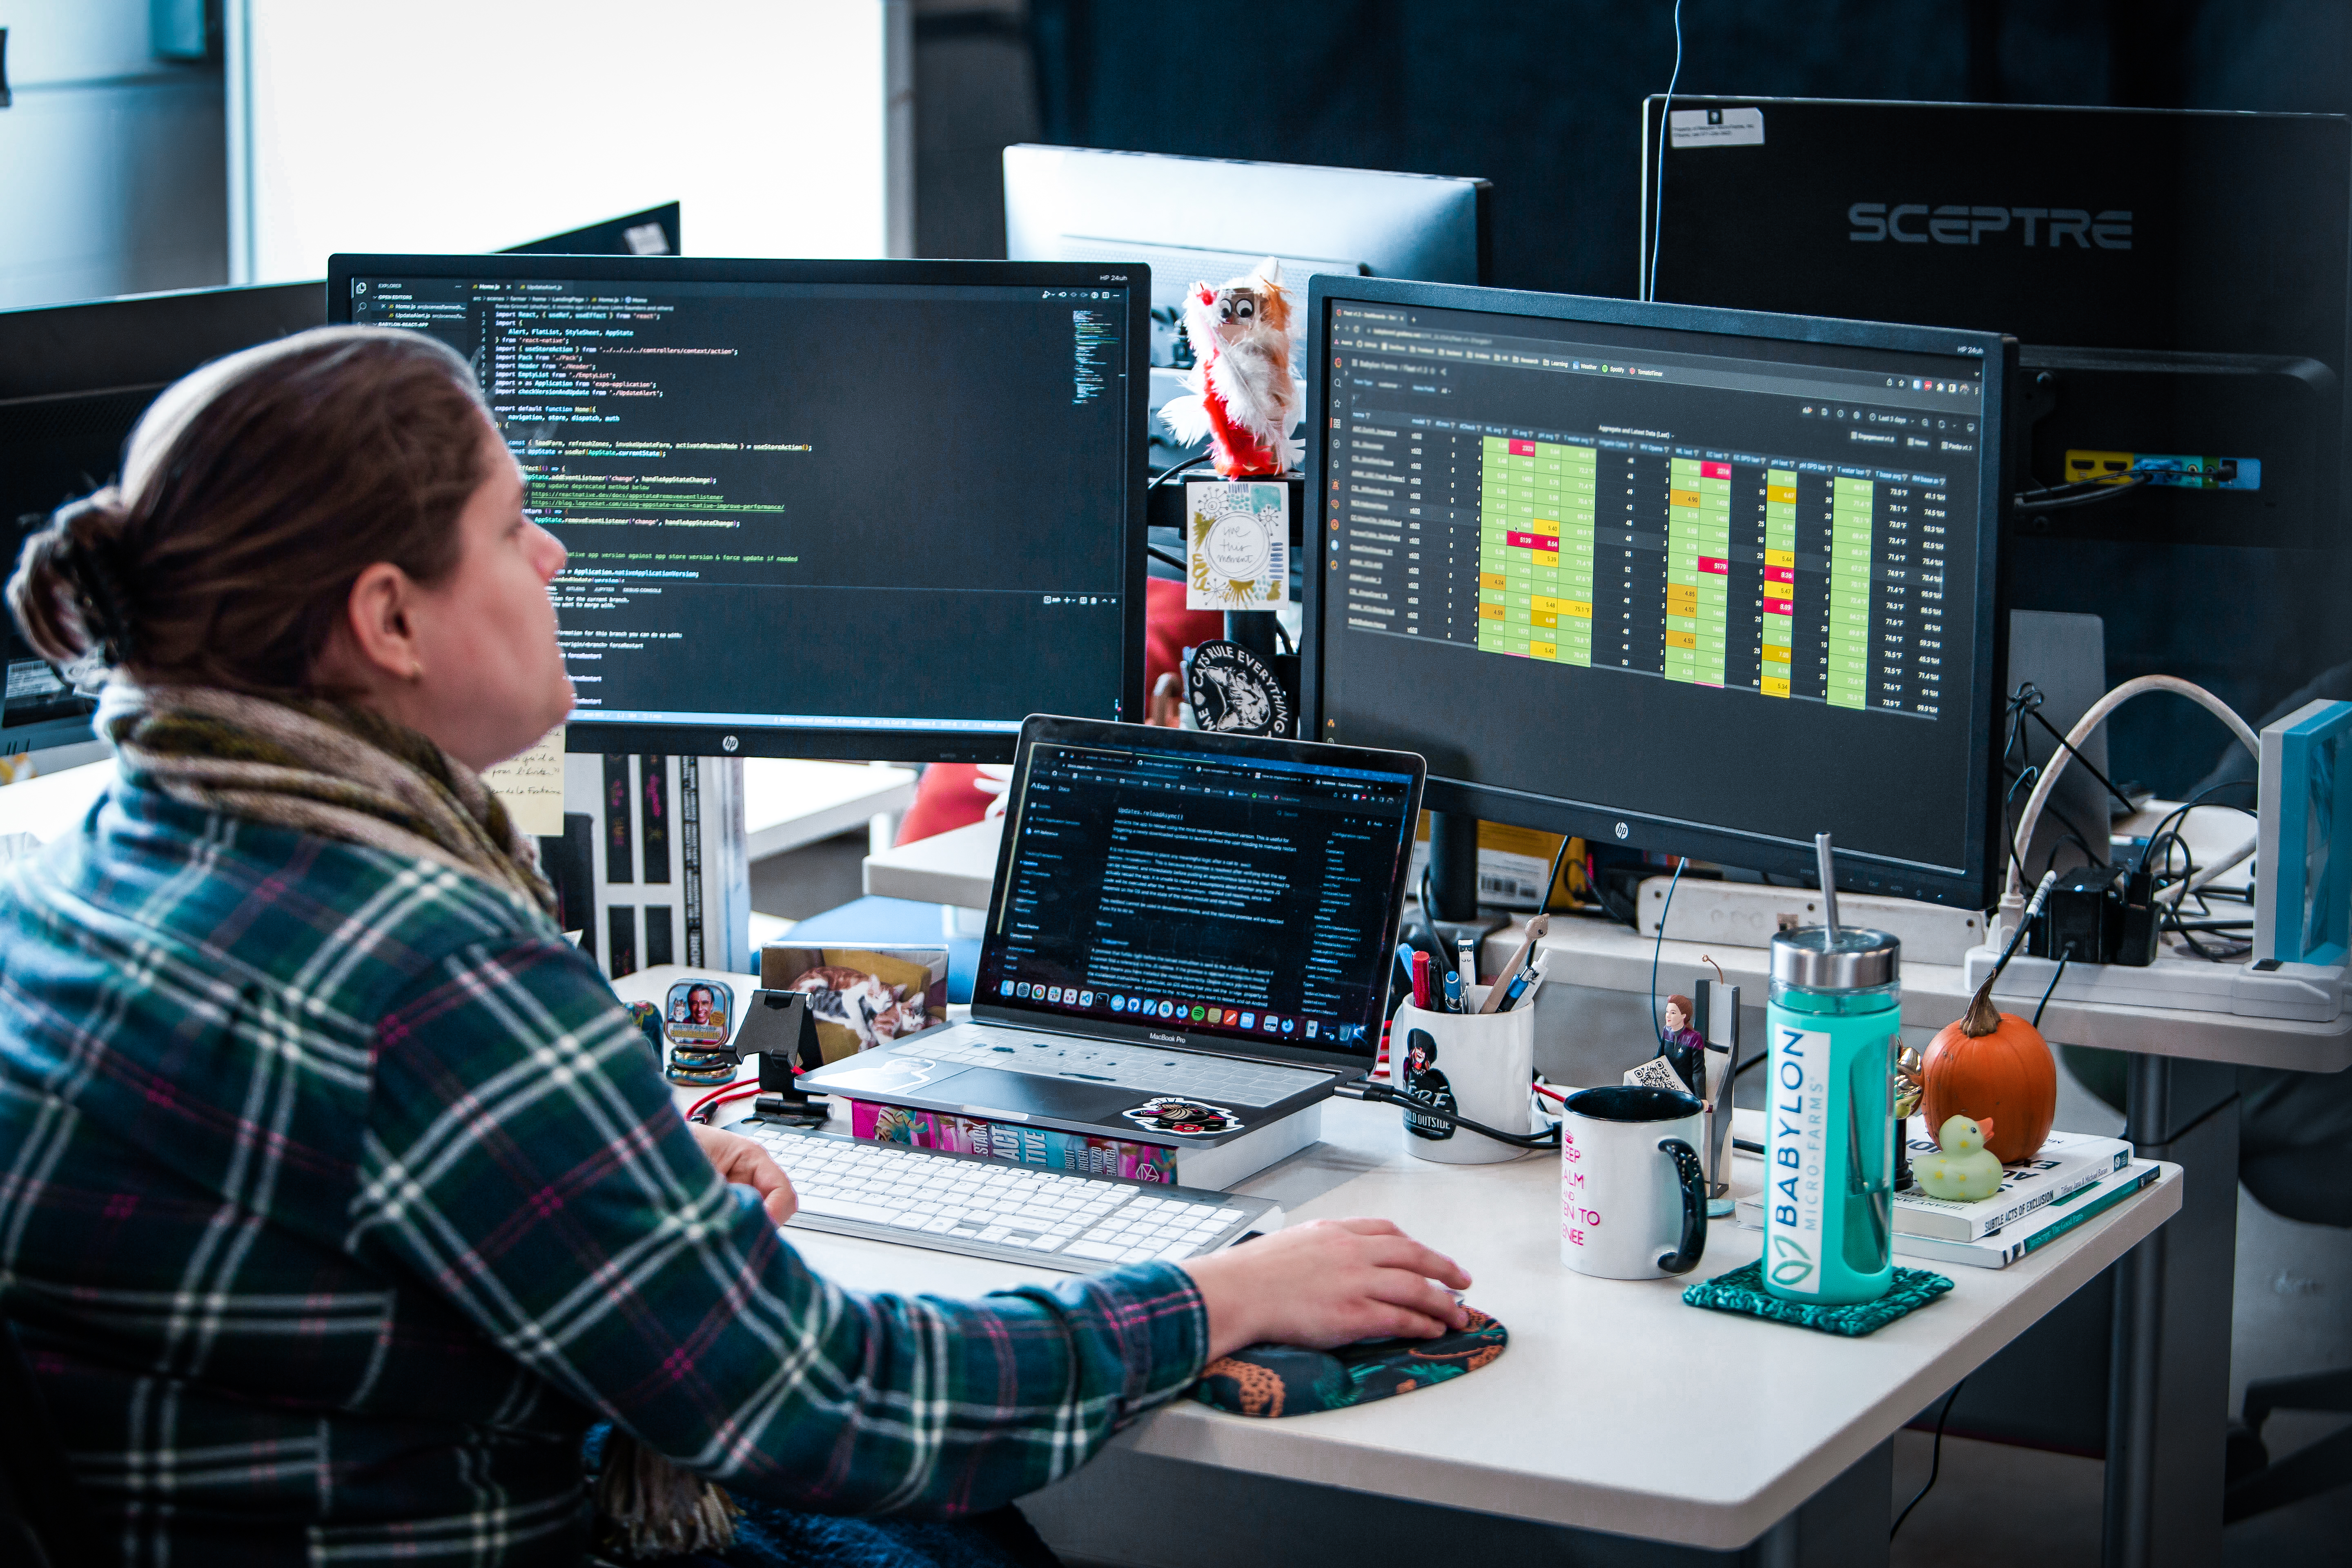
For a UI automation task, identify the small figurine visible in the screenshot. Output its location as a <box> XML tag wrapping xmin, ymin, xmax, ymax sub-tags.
<box><xmin>1161</xmin><ymin>258</ymin><xmax>1302</xmax><ymax>477</ymax></box>
<box><xmin>1914</xmin><ymin>1114</ymin><xmax>2006</xmax><ymax>1201</ymax></box>
<box><xmin>1893</xmin><ymin>1045</ymin><xmax>1925</xmax><ymax>1192</ymax></box>
<box><xmin>1659</xmin><ymin>993</ymin><xmax>1707</xmax><ymax>1098</ymax></box>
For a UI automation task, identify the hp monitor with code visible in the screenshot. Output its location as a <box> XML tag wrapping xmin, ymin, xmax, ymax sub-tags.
<box><xmin>330</xmin><ymin>256</ymin><xmax>1149</xmax><ymax>763</ymax></box>
<box><xmin>1304</xmin><ymin>277</ymin><xmax>2012</xmax><ymax>906</ymax></box>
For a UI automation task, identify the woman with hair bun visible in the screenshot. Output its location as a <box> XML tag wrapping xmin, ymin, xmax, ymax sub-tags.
<box><xmin>0</xmin><ymin>327</ymin><xmax>1468</xmax><ymax>1567</ymax></box>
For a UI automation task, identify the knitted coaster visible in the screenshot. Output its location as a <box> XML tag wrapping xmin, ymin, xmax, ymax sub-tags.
<box><xmin>1682</xmin><ymin>1261</ymin><xmax>1953</xmax><ymax>1337</ymax></box>
<box><xmin>1192</xmin><ymin>1307</ymin><xmax>1507</xmax><ymax>1418</ymax></box>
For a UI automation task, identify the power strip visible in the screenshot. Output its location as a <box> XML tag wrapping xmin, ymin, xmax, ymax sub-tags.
<box><xmin>1960</xmin><ymin>946</ymin><xmax>2344</xmax><ymax>1022</ymax></box>
<box><xmin>1640</xmin><ymin>878</ymin><xmax>1987</xmax><ymax>965</ymax></box>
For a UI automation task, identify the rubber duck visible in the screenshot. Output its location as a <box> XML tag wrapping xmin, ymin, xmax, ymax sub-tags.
<box><xmin>1914</xmin><ymin>1115</ymin><xmax>2006</xmax><ymax>1201</ymax></box>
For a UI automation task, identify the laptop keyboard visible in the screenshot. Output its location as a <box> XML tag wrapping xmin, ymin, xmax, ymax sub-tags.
<box><xmin>740</xmin><ymin>1121</ymin><xmax>1277</xmax><ymax>1272</ymax></box>
<box><xmin>900</xmin><ymin>1034</ymin><xmax>1331</xmax><ymax>1107</ymax></box>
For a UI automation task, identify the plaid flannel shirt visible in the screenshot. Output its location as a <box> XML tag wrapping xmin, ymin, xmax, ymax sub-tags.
<box><xmin>0</xmin><ymin>777</ymin><xmax>1207</xmax><ymax>1566</ymax></box>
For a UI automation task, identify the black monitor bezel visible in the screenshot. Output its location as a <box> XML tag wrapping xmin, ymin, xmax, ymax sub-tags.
<box><xmin>969</xmin><ymin>713</ymin><xmax>1426</xmax><ymax>1072</ymax></box>
<box><xmin>327</xmin><ymin>254</ymin><xmax>1151</xmax><ymax>764</ymax></box>
<box><xmin>1301</xmin><ymin>274</ymin><xmax>2013</xmax><ymax>908</ymax></box>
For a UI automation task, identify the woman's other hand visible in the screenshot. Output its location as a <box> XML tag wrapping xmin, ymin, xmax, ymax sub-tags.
<box><xmin>1180</xmin><ymin>1218</ymin><xmax>1470</xmax><ymax>1360</ymax></box>
<box><xmin>686</xmin><ymin>1122</ymin><xmax>798</xmax><ymax>1225</ymax></box>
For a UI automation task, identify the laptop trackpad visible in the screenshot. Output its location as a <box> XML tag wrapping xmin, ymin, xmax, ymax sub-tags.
<box><xmin>901</xmin><ymin>1065</ymin><xmax>1146</xmax><ymax>1124</ymax></box>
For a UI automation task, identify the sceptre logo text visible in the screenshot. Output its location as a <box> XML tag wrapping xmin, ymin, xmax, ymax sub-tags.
<box><xmin>1848</xmin><ymin>204</ymin><xmax>2132</xmax><ymax>249</ymax></box>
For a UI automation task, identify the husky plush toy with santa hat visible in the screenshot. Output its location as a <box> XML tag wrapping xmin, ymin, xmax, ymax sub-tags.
<box><xmin>1160</xmin><ymin>257</ymin><xmax>1303</xmax><ymax>477</ymax></box>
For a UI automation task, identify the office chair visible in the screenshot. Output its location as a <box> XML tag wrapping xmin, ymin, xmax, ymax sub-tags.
<box><xmin>0</xmin><ymin>1318</ymin><xmax>96</xmax><ymax>1568</ymax></box>
<box><xmin>2221</xmin><ymin>1066</ymin><xmax>2352</xmax><ymax>1523</ymax></box>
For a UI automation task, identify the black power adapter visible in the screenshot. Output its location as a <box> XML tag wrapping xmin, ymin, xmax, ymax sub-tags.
<box><xmin>2028</xmin><ymin>864</ymin><xmax>2126</xmax><ymax>964</ymax></box>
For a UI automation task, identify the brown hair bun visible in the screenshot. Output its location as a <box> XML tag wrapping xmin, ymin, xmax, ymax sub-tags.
<box><xmin>4</xmin><ymin>325</ymin><xmax>490</xmax><ymax>697</ymax></box>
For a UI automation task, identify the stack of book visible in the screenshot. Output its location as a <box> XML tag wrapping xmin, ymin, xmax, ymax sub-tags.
<box><xmin>1736</xmin><ymin>1121</ymin><xmax>2159</xmax><ymax>1270</ymax></box>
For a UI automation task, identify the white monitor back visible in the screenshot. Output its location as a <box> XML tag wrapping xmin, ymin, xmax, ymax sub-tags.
<box><xmin>1002</xmin><ymin>145</ymin><xmax>1486</xmax><ymax>314</ymax></box>
<box><xmin>225</xmin><ymin>0</ymin><xmax>911</xmax><ymax>284</ymax></box>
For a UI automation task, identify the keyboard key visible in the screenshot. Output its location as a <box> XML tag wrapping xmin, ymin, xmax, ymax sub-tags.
<box><xmin>798</xmin><ymin>1196</ymin><xmax>900</xmax><ymax>1223</ymax></box>
<box><xmin>1065</xmin><ymin>1241</ymin><xmax>1127</xmax><ymax>1261</ymax></box>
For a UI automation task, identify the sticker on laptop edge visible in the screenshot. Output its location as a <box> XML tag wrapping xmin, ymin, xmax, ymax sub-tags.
<box><xmin>809</xmin><ymin>1056</ymin><xmax>941</xmax><ymax>1095</ymax></box>
<box><xmin>1122</xmin><ymin>1096</ymin><xmax>1242</xmax><ymax>1137</ymax></box>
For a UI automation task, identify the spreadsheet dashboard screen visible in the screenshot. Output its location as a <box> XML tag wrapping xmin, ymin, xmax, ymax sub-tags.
<box><xmin>1307</xmin><ymin>283</ymin><xmax>2007</xmax><ymax>903</ymax></box>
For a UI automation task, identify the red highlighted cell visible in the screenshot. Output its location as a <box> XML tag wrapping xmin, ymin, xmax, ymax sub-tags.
<box><xmin>1763</xmin><ymin>596</ymin><xmax>1795</xmax><ymax>617</ymax></box>
<box><xmin>1510</xmin><ymin>439</ymin><xmax>1536</xmax><ymax>456</ymax></box>
<box><xmin>1765</xmin><ymin>566</ymin><xmax>1795</xmax><ymax>584</ymax></box>
<box><xmin>1506</xmin><ymin>531</ymin><xmax>1560</xmax><ymax>551</ymax></box>
<box><xmin>1702</xmin><ymin>461</ymin><xmax>1733</xmax><ymax>479</ymax></box>
<box><xmin>1698</xmin><ymin>556</ymin><xmax>1729</xmax><ymax>574</ymax></box>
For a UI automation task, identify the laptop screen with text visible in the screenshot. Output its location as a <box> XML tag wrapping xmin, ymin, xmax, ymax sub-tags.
<box><xmin>976</xmin><ymin>720</ymin><xmax>1421</xmax><ymax>1066</ymax></box>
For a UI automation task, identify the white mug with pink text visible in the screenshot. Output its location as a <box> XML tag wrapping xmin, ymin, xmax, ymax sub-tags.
<box><xmin>1559</xmin><ymin>1085</ymin><xmax>1709</xmax><ymax>1280</ymax></box>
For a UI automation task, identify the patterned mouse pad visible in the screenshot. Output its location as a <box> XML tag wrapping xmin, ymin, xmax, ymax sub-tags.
<box><xmin>1190</xmin><ymin>1308</ymin><xmax>1508</xmax><ymax>1418</ymax></box>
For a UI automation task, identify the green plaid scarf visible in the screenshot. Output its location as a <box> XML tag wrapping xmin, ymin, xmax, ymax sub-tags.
<box><xmin>94</xmin><ymin>681</ymin><xmax>557</xmax><ymax>920</ymax></box>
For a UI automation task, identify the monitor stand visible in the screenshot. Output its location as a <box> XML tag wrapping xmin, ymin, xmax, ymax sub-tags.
<box><xmin>1424</xmin><ymin>808</ymin><xmax>1507</xmax><ymax>957</ymax></box>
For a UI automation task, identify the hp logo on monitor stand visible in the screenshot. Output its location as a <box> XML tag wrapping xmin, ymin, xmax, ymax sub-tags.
<box><xmin>722</xmin><ymin>735</ymin><xmax>739</xmax><ymax>753</ymax></box>
<box><xmin>1614</xmin><ymin>822</ymin><xmax>1629</xmax><ymax>840</ymax></box>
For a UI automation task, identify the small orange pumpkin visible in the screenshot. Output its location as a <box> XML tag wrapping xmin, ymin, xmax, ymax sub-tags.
<box><xmin>1920</xmin><ymin>981</ymin><xmax>2056</xmax><ymax>1165</ymax></box>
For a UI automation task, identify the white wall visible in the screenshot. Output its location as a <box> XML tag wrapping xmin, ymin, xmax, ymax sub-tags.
<box><xmin>0</xmin><ymin>0</ymin><xmax>227</xmax><ymax>309</ymax></box>
<box><xmin>227</xmin><ymin>0</ymin><xmax>911</xmax><ymax>282</ymax></box>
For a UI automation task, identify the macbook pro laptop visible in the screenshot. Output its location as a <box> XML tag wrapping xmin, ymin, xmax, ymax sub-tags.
<box><xmin>797</xmin><ymin>715</ymin><xmax>1426</xmax><ymax>1148</ymax></box>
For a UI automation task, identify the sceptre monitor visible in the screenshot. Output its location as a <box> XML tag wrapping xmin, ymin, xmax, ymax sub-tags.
<box><xmin>330</xmin><ymin>255</ymin><xmax>1149</xmax><ymax>763</ymax></box>
<box><xmin>1304</xmin><ymin>276</ymin><xmax>2013</xmax><ymax>906</ymax></box>
<box><xmin>1636</xmin><ymin>97</ymin><xmax>2352</xmax><ymax>793</ymax></box>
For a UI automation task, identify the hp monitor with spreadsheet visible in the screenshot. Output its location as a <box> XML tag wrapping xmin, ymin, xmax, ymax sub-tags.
<box><xmin>1305</xmin><ymin>277</ymin><xmax>2009</xmax><ymax>905</ymax></box>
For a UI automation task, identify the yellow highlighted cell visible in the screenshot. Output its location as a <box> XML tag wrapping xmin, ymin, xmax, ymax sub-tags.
<box><xmin>1762</xmin><ymin>677</ymin><xmax>1792</xmax><ymax>697</ymax></box>
<box><xmin>1665</xmin><ymin>630</ymin><xmax>1698</xmax><ymax>650</ymax></box>
<box><xmin>1531</xmin><ymin>641</ymin><xmax>1558</xmax><ymax>661</ymax></box>
<box><xmin>1532</xmin><ymin>610</ymin><xmax>1557</xmax><ymax>629</ymax></box>
<box><xmin>1764</xmin><ymin>549</ymin><xmax>1796</xmax><ymax>568</ymax></box>
<box><xmin>1480</xmin><ymin>571</ymin><xmax>1505</xmax><ymax>590</ymax></box>
<box><xmin>1666</xmin><ymin>587</ymin><xmax>1698</xmax><ymax>615</ymax></box>
<box><xmin>1564</xmin><ymin>601</ymin><xmax>1592</xmax><ymax>618</ymax></box>
<box><xmin>1767</xmin><ymin>485</ymin><xmax>1798</xmax><ymax>504</ymax></box>
<box><xmin>1669</xmin><ymin>488</ymin><xmax>1702</xmax><ymax>508</ymax></box>
<box><xmin>1534</xmin><ymin>551</ymin><xmax>1559</xmax><ymax>567</ymax></box>
<box><xmin>1762</xmin><ymin>644</ymin><xmax>1792</xmax><ymax>663</ymax></box>
<box><xmin>1479</xmin><ymin>603</ymin><xmax>1503</xmax><ymax>620</ymax></box>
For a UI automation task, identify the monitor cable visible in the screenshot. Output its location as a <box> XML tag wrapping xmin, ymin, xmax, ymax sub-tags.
<box><xmin>2000</xmin><ymin>676</ymin><xmax>2256</xmax><ymax>929</ymax></box>
<box><xmin>1891</xmin><ymin>1379</ymin><xmax>1971</xmax><ymax>1540</ymax></box>
<box><xmin>1643</xmin><ymin>0</ymin><xmax>1685</xmax><ymax>304</ymax></box>
<box><xmin>1648</xmin><ymin>855</ymin><xmax>1686</xmax><ymax>1046</ymax></box>
<box><xmin>2011</xmin><ymin>462</ymin><xmax>2158</xmax><ymax>513</ymax></box>
<box><xmin>1335</xmin><ymin>1079</ymin><xmax>1563</xmax><ymax>1149</ymax></box>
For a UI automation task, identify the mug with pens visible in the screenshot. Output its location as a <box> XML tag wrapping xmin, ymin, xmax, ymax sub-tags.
<box><xmin>1381</xmin><ymin>924</ymin><xmax>1552</xmax><ymax>1165</ymax></box>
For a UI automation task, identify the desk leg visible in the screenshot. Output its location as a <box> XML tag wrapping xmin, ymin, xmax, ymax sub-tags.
<box><xmin>1744</xmin><ymin>1437</ymin><xmax>1892</xmax><ymax>1568</ymax></box>
<box><xmin>2103</xmin><ymin>1054</ymin><xmax>2238</xmax><ymax>1568</ymax></box>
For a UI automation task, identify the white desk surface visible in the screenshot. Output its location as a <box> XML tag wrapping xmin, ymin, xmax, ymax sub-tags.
<box><xmin>0</xmin><ymin>757</ymin><xmax>916</xmax><ymax>865</ymax></box>
<box><xmin>1513</xmin><ymin>913</ymin><xmax>2352</xmax><ymax>1073</ymax></box>
<box><xmin>0</xmin><ymin>757</ymin><xmax>115</xmax><ymax>844</ymax></box>
<box><xmin>862</xmin><ymin>816</ymin><xmax>1001</xmax><ymax>905</ymax></box>
<box><xmin>740</xmin><ymin>760</ymin><xmax>915</xmax><ymax>861</ymax></box>
<box><xmin>862</xmin><ymin>799</ymin><xmax>2347</xmax><ymax>1071</ymax></box>
<box><xmin>614</xmin><ymin>964</ymin><xmax>2181</xmax><ymax>1551</ymax></box>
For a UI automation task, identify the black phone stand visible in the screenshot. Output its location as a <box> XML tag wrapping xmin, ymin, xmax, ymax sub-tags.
<box><xmin>736</xmin><ymin>990</ymin><xmax>829</xmax><ymax>1128</ymax></box>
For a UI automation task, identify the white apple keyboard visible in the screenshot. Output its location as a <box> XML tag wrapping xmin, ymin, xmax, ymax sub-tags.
<box><xmin>740</xmin><ymin>1118</ymin><xmax>1281</xmax><ymax>1272</ymax></box>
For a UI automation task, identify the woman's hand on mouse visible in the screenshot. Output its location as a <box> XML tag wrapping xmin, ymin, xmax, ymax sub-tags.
<box><xmin>1181</xmin><ymin>1217</ymin><xmax>1470</xmax><ymax>1360</ymax></box>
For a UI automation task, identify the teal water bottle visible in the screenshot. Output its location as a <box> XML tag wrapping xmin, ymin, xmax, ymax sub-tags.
<box><xmin>1762</xmin><ymin>835</ymin><xmax>1898</xmax><ymax>1305</ymax></box>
